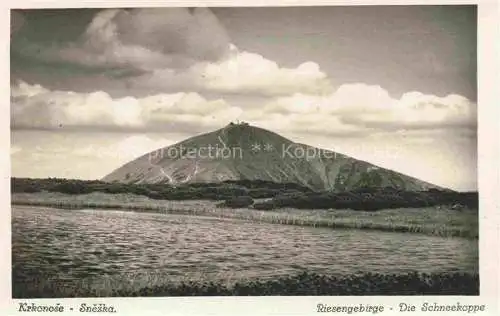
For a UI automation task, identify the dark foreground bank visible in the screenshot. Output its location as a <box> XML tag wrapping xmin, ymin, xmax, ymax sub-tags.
<box><xmin>13</xmin><ymin>271</ymin><xmax>479</xmax><ymax>298</ymax></box>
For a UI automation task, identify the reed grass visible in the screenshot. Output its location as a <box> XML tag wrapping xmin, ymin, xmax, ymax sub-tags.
<box><xmin>11</xmin><ymin>192</ymin><xmax>478</xmax><ymax>239</ymax></box>
<box><xmin>12</xmin><ymin>270</ymin><xmax>479</xmax><ymax>298</ymax></box>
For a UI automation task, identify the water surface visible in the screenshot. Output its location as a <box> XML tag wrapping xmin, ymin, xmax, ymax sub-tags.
<box><xmin>12</xmin><ymin>206</ymin><xmax>478</xmax><ymax>284</ymax></box>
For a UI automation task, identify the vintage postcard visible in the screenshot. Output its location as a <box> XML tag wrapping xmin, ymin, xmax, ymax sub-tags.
<box><xmin>3</xmin><ymin>0</ymin><xmax>499</xmax><ymax>315</ymax></box>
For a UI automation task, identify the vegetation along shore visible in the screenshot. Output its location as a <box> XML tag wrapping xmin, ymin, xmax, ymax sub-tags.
<box><xmin>12</xmin><ymin>178</ymin><xmax>478</xmax><ymax>239</ymax></box>
<box><xmin>12</xmin><ymin>270</ymin><xmax>479</xmax><ymax>298</ymax></box>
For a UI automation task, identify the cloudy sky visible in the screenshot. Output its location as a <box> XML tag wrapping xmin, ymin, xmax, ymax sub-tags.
<box><xmin>10</xmin><ymin>6</ymin><xmax>477</xmax><ymax>191</ymax></box>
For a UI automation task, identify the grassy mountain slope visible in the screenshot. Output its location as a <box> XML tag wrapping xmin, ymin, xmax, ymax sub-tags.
<box><xmin>102</xmin><ymin>123</ymin><xmax>441</xmax><ymax>192</ymax></box>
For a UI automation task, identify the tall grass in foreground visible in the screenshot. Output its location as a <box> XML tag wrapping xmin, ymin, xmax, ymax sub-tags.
<box><xmin>12</xmin><ymin>192</ymin><xmax>478</xmax><ymax>239</ymax></box>
<box><xmin>12</xmin><ymin>271</ymin><xmax>479</xmax><ymax>298</ymax></box>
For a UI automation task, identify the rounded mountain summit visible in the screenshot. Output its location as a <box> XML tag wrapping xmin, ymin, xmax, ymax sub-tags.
<box><xmin>102</xmin><ymin>122</ymin><xmax>441</xmax><ymax>192</ymax></box>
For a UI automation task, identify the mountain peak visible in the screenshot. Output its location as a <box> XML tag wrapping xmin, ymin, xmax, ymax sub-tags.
<box><xmin>226</xmin><ymin>120</ymin><xmax>251</xmax><ymax>127</ymax></box>
<box><xmin>223</xmin><ymin>121</ymin><xmax>255</xmax><ymax>135</ymax></box>
<box><xmin>102</xmin><ymin>124</ymin><xmax>442</xmax><ymax>191</ymax></box>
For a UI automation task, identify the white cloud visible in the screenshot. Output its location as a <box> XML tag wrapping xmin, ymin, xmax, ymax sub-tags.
<box><xmin>123</xmin><ymin>47</ymin><xmax>332</xmax><ymax>96</ymax></box>
<box><xmin>73</xmin><ymin>135</ymin><xmax>172</xmax><ymax>160</ymax></box>
<box><xmin>130</xmin><ymin>45</ymin><xmax>332</xmax><ymax>96</ymax></box>
<box><xmin>247</xmin><ymin>83</ymin><xmax>476</xmax><ymax>136</ymax></box>
<box><xmin>11</xmin><ymin>81</ymin><xmax>476</xmax><ymax>140</ymax></box>
<box><xmin>58</xmin><ymin>8</ymin><xmax>231</xmax><ymax>72</ymax></box>
<box><xmin>11</xmin><ymin>132</ymin><xmax>174</xmax><ymax>180</ymax></box>
<box><xmin>11</xmin><ymin>81</ymin><xmax>242</xmax><ymax>131</ymax></box>
<box><xmin>36</xmin><ymin>8</ymin><xmax>332</xmax><ymax>97</ymax></box>
<box><xmin>263</xmin><ymin>84</ymin><xmax>393</xmax><ymax>115</ymax></box>
<box><xmin>196</xmin><ymin>50</ymin><xmax>332</xmax><ymax>95</ymax></box>
<box><xmin>11</xmin><ymin>81</ymin><xmax>49</xmax><ymax>98</ymax></box>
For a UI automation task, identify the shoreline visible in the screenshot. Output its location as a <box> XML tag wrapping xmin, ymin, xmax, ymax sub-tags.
<box><xmin>12</xmin><ymin>192</ymin><xmax>479</xmax><ymax>239</ymax></box>
<box><xmin>12</xmin><ymin>192</ymin><xmax>480</xmax><ymax>298</ymax></box>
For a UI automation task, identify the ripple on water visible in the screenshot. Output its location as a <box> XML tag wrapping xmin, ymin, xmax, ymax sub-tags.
<box><xmin>12</xmin><ymin>206</ymin><xmax>478</xmax><ymax>284</ymax></box>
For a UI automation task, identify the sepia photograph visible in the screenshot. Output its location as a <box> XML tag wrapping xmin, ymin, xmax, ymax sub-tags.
<box><xmin>10</xmin><ymin>5</ymin><xmax>481</xmax><ymax>300</ymax></box>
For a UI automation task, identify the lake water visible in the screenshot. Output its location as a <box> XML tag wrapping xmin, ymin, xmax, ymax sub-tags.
<box><xmin>12</xmin><ymin>206</ymin><xmax>478</xmax><ymax>285</ymax></box>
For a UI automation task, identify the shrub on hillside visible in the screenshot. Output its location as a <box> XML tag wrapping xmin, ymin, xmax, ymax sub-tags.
<box><xmin>247</xmin><ymin>188</ymin><xmax>280</xmax><ymax>199</ymax></box>
<box><xmin>128</xmin><ymin>185</ymin><xmax>151</xmax><ymax>196</ymax></box>
<box><xmin>219</xmin><ymin>196</ymin><xmax>254</xmax><ymax>208</ymax></box>
<box><xmin>10</xmin><ymin>177</ymin><xmax>479</xmax><ymax>210</ymax></box>
<box><xmin>21</xmin><ymin>185</ymin><xmax>41</xmax><ymax>193</ymax></box>
<box><xmin>49</xmin><ymin>182</ymin><xmax>95</xmax><ymax>195</ymax></box>
<box><xmin>252</xmin><ymin>202</ymin><xmax>276</xmax><ymax>210</ymax></box>
<box><xmin>145</xmin><ymin>191</ymin><xmax>164</xmax><ymax>200</ymax></box>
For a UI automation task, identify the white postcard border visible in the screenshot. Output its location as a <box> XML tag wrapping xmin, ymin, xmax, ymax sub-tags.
<box><xmin>1</xmin><ymin>1</ymin><xmax>498</xmax><ymax>315</ymax></box>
